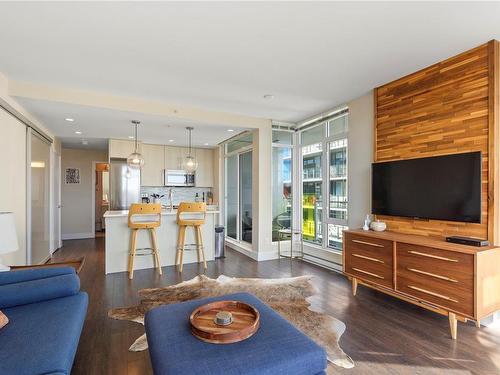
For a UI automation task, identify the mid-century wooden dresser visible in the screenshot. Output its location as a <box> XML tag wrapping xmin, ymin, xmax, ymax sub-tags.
<box><xmin>343</xmin><ymin>229</ymin><xmax>500</xmax><ymax>339</ymax></box>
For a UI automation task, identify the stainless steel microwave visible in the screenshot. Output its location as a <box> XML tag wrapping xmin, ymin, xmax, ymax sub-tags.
<box><xmin>163</xmin><ymin>169</ymin><xmax>195</xmax><ymax>187</ymax></box>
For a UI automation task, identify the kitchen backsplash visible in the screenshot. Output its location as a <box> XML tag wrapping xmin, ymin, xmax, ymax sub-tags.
<box><xmin>141</xmin><ymin>187</ymin><xmax>213</xmax><ymax>206</ymax></box>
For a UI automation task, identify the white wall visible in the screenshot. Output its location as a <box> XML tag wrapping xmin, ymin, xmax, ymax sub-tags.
<box><xmin>0</xmin><ymin>108</ymin><xmax>27</xmax><ymax>265</ymax></box>
<box><xmin>252</xmin><ymin>126</ymin><xmax>273</xmax><ymax>259</ymax></box>
<box><xmin>61</xmin><ymin>148</ymin><xmax>107</xmax><ymax>239</ymax></box>
<box><xmin>347</xmin><ymin>92</ymin><xmax>374</xmax><ymax>229</ymax></box>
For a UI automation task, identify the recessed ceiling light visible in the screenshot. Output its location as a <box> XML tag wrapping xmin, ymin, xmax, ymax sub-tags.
<box><xmin>204</xmin><ymin>143</ymin><xmax>209</xmax><ymax>146</ymax></box>
<box><xmin>65</xmin><ymin>118</ymin><xmax>74</xmax><ymax>122</ymax></box>
<box><xmin>75</xmin><ymin>131</ymin><xmax>82</xmax><ymax>135</ymax></box>
<box><xmin>263</xmin><ymin>94</ymin><xmax>274</xmax><ymax>100</ymax></box>
<box><xmin>227</xmin><ymin>129</ymin><xmax>234</xmax><ymax>132</ymax></box>
<box><xmin>82</xmin><ymin>140</ymin><xmax>88</xmax><ymax>145</ymax></box>
<box><xmin>168</xmin><ymin>139</ymin><xmax>174</xmax><ymax>142</ymax></box>
<box><xmin>128</xmin><ymin>136</ymin><xmax>134</xmax><ymax>139</ymax></box>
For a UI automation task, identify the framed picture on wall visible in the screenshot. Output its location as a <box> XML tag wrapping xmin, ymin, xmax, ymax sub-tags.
<box><xmin>65</xmin><ymin>168</ymin><xmax>80</xmax><ymax>184</ymax></box>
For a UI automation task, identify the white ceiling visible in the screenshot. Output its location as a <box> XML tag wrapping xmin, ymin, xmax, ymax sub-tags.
<box><xmin>16</xmin><ymin>97</ymin><xmax>247</xmax><ymax>149</ymax></box>
<box><xmin>1</xmin><ymin>2</ymin><xmax>500</xmax><ymax>145</ymax></box>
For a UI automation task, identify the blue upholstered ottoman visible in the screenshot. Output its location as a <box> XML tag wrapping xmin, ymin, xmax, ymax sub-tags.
<box><xmin>145</xmin><ymin>292</ymin><xmax>327</xmax><ymax>375</ymax></box>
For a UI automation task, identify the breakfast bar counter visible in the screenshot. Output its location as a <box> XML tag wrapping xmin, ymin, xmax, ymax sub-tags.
<box><xmin>104</xmin><ymin>208</ymin><xmax>219</xmax><ymax>274</ymax></box>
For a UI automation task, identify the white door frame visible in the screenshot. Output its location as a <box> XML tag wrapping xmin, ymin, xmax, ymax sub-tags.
<box><xmin>57</xmin><ymin>154</ymin><xmax>62</xmax><ymax>248</ymax></box>
<box><xmin>92</xmin><ymin>161</ymin><xmax>108</xmax><ymax>235</ymax></box>
<box><xmin>49</xmin><ymin>148</ymin><xmax>55</xmax><ymax>253</ymax></box>
<box><xmin>49</xmin><ymin>150</ymin><xmax>62</xmax><ymax>253</ymax></box>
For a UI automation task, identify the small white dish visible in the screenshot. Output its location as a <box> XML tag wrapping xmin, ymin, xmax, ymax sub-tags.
<box><xmin>370</xmin><ymin>221</ymin><xmax>387</xmax><ymax>232</ymax></box>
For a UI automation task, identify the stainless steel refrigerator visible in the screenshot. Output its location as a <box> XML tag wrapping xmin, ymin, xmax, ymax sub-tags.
<box><xmin>109</xmin><ymin>158</ymin><xmax>141</xmax><ymax>210</ymax></box>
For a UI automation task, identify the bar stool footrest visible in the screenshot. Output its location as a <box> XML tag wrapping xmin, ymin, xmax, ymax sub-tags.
<box><xmin>132</xmin><ymin>248</ymin><xmax>157</xmax><ymax>256</ymax></box>
<box><xmin>178</xmin><ymin>243</ymin><xmax>204</xmax><ymax>251</ymax></box>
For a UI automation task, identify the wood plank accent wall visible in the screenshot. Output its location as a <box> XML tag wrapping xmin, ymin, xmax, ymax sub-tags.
<box><xmin>374</xmin><ymin>40</ymin><xmax>499</xmax><ymax>241</ymax></box>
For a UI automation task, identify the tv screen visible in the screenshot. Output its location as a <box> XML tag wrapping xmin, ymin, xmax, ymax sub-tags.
<box><xmin>372</xmin><ymin>152</ymin><xmax>481</xmax><ymax>223</ymax></box>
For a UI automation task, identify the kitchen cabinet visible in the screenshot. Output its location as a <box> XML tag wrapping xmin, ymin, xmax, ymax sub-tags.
<box><xmin>141</xmin><ymin>144</ymin><xmax>165</xmax><ymax>186</ymax></box>
<box><xmin>194</xmin><ymin>148</ymin><xmax>214</xmax><ymax>187</ymax></box>
<box><xmin>165</xmin><ymin>146</ymin><xmax>187</xmax><ymax>170</ymax></box>
<box><xmin>109</xmin><ymin>139</ymin><xmax>142</xmax><ymax>159</ymax></box>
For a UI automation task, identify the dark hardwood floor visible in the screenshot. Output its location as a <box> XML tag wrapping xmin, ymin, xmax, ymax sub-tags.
<box><xmin>50</xmin><ymin>237</ymin><xmax>500</xmax><ymax>375</ymax></box>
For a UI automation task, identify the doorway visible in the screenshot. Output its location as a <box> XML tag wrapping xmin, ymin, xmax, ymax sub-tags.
<box><xmin>94</xmin><ymin>162</ymin><xmax>109</xmax><ymax>237</ymax></box>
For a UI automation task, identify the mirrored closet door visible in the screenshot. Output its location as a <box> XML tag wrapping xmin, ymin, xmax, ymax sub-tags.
<box><xmin>28</xmin><ymin>129</ymin><xmax>51</xmax><ymax>264</ymax></box>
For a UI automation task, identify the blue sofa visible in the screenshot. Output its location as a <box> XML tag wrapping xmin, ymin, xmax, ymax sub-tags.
<box><xmin>0</xmin><ymin>267</ymin><xmax>88</xmax><ymax>375</ymax></box>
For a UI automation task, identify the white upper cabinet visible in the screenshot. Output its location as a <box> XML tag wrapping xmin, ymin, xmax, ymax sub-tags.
<box><xmin>165</xmin><ymin>146</ymin><xmax>188</xmax><ymax>170</ymax></box>
<box><xmin>109</xmin><ymin>139</ymin><xmax>142</xmax><ymax>159</ymax></box>
<box><xmin>141</xmin><ymin>144</ymin><xmax>165</xmax><ymax>186</ymax></box>
<box><xmin>194</xmin><ymin>148</ymin><xmax>214</xmax><ymax>187</ymax></box>
<box><xmin>108</xmin><ymin>141</ymin><xmax>215</xmax><ymax>188</ymax></box>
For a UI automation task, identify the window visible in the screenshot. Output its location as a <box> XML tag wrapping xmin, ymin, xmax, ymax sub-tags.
<box><xmin>301</xmin><ymin>135</ymin><xmax>323</xmax><ymax>245</ymax></box>
<box><xmin>224</xmin><ymin>132</ymin><xmax>253</xmax><ymax>244</ymax></box>
<box><xmin>329</xmin><ymin>138</ymin><xmax>347</xmax><ymax>221</ymax></box>
<box><xmin>272</xmin><ymin>130</ymin><xmax>293</xmax><ymax>146</ymax></box>
<box><xmin>272</xmin><ymin>130</ymin><xmax>293</xmax><ymax>241</ymax></box>
<box><xmin>299</xmin><ymin>110</ymin><xmax>348</xmax><ymax>252</ymax></box>
<box><xmin>226</xmin><ymin>133</ymin><xmax>253</xmax><ymax>153</ymax></box>
<box><xmin>328</xmin><ymin>224</ymin><xmax>348</xmax><ymax>249</ymax></box>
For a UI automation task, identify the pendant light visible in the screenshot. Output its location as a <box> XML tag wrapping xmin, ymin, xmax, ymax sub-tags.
<box><xmin>183</xmin><ymin>127</ymin><xmax>198</xmax><ymax>173</ymax></box>
<box><xmin>127</xmin><ymin>120</ymin><xmax>145</xmax><ymax>169</ymax></box>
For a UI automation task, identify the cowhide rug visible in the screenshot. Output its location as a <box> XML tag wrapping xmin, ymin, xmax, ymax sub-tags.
<box><xmin>108</xmin><ymin>274</ymin><xmax>354</xmax><ymax>371</ymax></box>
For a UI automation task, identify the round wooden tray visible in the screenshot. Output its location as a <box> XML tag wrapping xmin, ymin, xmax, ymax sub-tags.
<box><xmin>189</xmin><ymin>300</ymin><xmax>260</xmax><ymax>344</ymax></box>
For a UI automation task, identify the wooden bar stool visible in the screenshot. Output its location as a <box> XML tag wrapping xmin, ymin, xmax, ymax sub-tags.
<box><xmin>128</xmin><ymin>203</ymin><xmax>162</xmax><ymax>280</ymax></box>
<box><xmin>175</xmin><ymin>202</ymin><xmax>207</xmax><ymax>272</ymax></box>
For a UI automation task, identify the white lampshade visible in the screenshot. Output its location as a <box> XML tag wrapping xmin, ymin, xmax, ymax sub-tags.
<box><xmin>0</xmin><ymin>212</ymin><xmax>19</xmax><ymax>255</ymax></box>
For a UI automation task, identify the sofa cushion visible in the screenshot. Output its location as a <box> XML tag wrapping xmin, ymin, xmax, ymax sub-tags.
<box><xmin>0</xmin><ymin>267</ymin><xmax>75</xmax><ymax>286</ymax></box>
<box><xmin>145</xmin><ymin>292</ymin><xmax>327</xmax><ymax>375</ymax></box>
<box><xmin>0</xmin><ymin>292</ymin><xmax>88</xmax><ymax>375</ymax></box>
<box><xmin>0</xmin><ymin>273</ymin><xmax>80</xmax><ymax>309</ymax></box>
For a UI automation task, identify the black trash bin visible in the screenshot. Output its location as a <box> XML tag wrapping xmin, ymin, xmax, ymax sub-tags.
<box><xmin>214</xmin><ymin>226</ymin><xmax>225</xmax><ymax>259</ymax></box>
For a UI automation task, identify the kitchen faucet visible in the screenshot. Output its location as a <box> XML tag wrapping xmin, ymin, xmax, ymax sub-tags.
<box><xmin>168</xmin><ymin>188</ymin><xmax>174</xmax><ymax>211</ymax></box>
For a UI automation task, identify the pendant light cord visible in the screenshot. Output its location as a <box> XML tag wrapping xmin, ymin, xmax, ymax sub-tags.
<box><xmin>135</xmin><ymin>123</ymin><xmax>138</xmax><ymax>152</ymax></box>
<box><xmin>131</xmin><ymin>120</ymin><xmax>140</xmax><ymax>153</ymax></box>
<box><xmin>189</xmin><ymin>128</ymin><xmax>192</xmax><ymax>156</ymax></box>
<box><xmin>186</xmin><ymin>127</ymin><xmax>193</xmax><ymax>156</ymax></box>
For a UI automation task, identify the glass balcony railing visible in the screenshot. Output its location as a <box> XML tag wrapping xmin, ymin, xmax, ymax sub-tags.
<box><xmin>330</xmin><ymin>196</ymin><xmax>348</xmax><ymax>209</ymax></box>
<box><xmin>330</xmin><ymin>165</ymin><xmax>346</xmax><ymax>178</ymax></box>
<box><xmin>303</xmin><ymin>169</ymin><xmax>322</xmax><ymax>179</ymax></box>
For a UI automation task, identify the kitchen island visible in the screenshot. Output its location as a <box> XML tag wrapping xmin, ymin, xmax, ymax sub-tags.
<box><xmin>104</xmin><ymin>208</ymin><xmax>219</xmax><ymax>274</ymax></box>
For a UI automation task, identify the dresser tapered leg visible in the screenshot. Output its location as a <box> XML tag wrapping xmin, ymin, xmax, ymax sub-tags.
<box><xmin>449</xmin><ymin>312</ymin><xmax>457</xmax><ymax>340</ymax></box>
<box><xmin>475</xmin><ymin>320</ymin><xmax>481</xmax><ymax>328</ymax></box>
<box><xmin>352</xmin><ymin>278</ymin><xmax>358</xmax><ymax>297</ymax></box>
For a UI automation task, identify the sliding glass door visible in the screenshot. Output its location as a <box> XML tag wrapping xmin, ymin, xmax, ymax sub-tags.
<box><xmin>239</xmin><ymin>151</ymin><xmax>253</xmax><ymax>243</ymax></box>
<box><xmin>225</xmin><ymin>154</ymin><xmax>238</xmax><ymax>240</ymax></box>
<box><xmin>224</xmin><ymin>133</ymin><xmax>253</xmax><ymax>244</ymax></box>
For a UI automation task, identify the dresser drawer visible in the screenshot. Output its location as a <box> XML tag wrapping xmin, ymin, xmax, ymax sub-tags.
<box><xmin>346</xmin><ymin>233</ymin><xmax>393</xmax><ymax>253</ymax></box>
<box><xmin>344</xmin><ymin>233</ymin><xmax>393</xmax><ymax>289</ymax></box>
<box><xmin>396</xmin><ymin>243</ymin><xmax>474</xmax><ymax>317</ymax></box>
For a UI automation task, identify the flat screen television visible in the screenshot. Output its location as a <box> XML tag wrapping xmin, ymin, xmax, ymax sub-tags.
<box><xmin>372</xmin><ymin>152</ymin><xmax>482</xmax><ymax>223</ymax></box>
